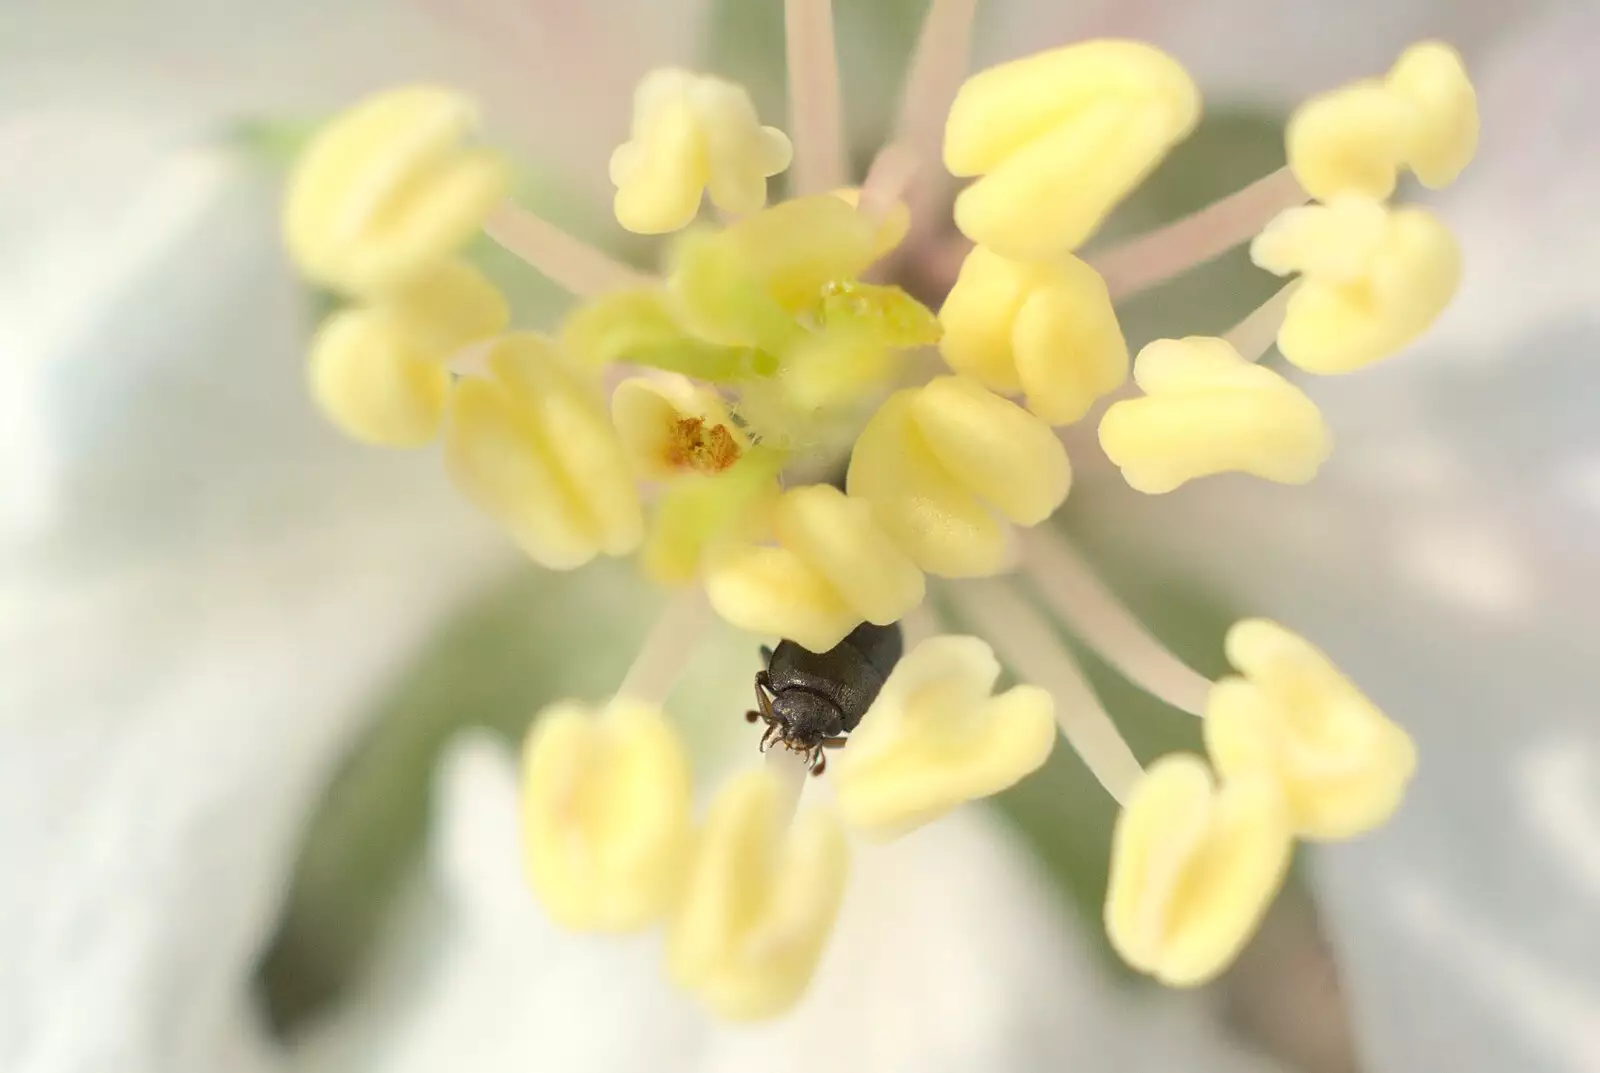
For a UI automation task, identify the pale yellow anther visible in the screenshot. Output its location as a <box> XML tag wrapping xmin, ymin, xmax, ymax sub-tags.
<box><xmin>1105</xmin><ymin>753</ymin><xmax>1293</xmax><ymax>988</ymax></box>
<box><xmin>668</xmin><ymin>769</ymin><xmax>849</xmax><ymax>1020</ymax></box>
<box><xmin>610</xmin><ymin>68</ymin><xmax>793</xmax><ymax>235</ymax></box>
<box><xmin>285</xmin><ymin>86</ymin><xmax>509</xmax><ymax>296</ymax></box>
<box><xmin>521</xmin><ymin>698</ymin><xmax>693</xmax><ymax>932</ymax></box>
<box><xmin>911</xmin><ymin>376</ymin><xmax>1072</xmax><ymax>524</ymax></box>
<box><xmin>704</xmin><ymin>542</ymin><xmax>859</xmax><ymax>654</ymax></box>
<box><xmin>1252</xmin><ymin>199</ymin><xmax>1461</xmax><ymax>374</ymax></box>
<box><xmin>939</xmin><ymin>245</ymin><xmax>1128</xmax><ymax>425</ymax></box>
<box><xmin>1098</xmin><ymin>336</ymin><xmax>1332</xmax><ymax>494</ymax></box>
<box><xmin>1287</xmin><ymin>41</ymin><xmax>1477</xmax><ymax>201</ymax></box>
<box><xmin>308</xmin><ymin>309</ymin><xmax>450</xmax><ymax>448</ymax></box>
<box><xmin>944</xmin><ymin>41</ymin><xmax>1200</xmax><ymax>259</ymax></box>
<box><xmin>1385</xmin><ymin>42</ymin><xmax>1478</xmax><ymax>190</ymax></box>
<box><xmin>611</xmin><ymin>375</ymin><xmax>744</xmax><ymax>481</ymax></box>
<box><xmin>1205</xmin><ymin>619</ymin><xmax>1416</xmax><ymax>841</ymax></box>
<box><xmin>445</xmin><ymin>334</ymin><xmax>644</xmax><ymax>570</ymax></box>
<box><xmin>1285</xmin><ymin>81</ymin><xmax>1412</xmax><ymax>203</ymax></box>
<box><xmin>847</xmin><ymin>381</ymin><xmax>1069</xmax><ymax>578</ymax></box>
<box><xmin>705</xmin><ymin>484</ymin><xmax>926</xmax><ymax>652</ymax></box>
<box><xmin>639</xmin><ymin>445</ymin><xmax>785</xmax><ymax>585</ymax></box>
<box><xmin>833</xmin><ymin>635</ymin><xmax>1055</xmax><ymax>837</ymax></box>
<box><xmin>307</xmin><ymin>257</ymin><xmax>508</xmax><ymax>447</ymax></box>
<box><xmin>373</xmin><ymin>257</ymin><xmax>511</xmax><ymax>356</ymax></box>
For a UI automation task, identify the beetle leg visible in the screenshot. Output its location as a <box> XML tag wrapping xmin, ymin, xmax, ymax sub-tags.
<box><xmin>809</xmin><ymin>751</ymin><xmax>827</xmax><ymax>776</ymax></box>
<box><xmin>819</xmin><ymin>736</ymin><xmax>849</xmax><ymax>749</ymax></box>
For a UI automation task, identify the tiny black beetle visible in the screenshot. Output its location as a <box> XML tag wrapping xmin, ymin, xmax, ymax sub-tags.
<box><xmin>747</xmin><ymin>620</ymin><xmax>904</xmax><ymax>775</ymax></box>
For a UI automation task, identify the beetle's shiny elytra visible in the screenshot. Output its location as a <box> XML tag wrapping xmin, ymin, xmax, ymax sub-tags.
<box><xmin>747</xmin><ymin>620</ymin><xmax>904</xmax><ymax>775</ymax></box>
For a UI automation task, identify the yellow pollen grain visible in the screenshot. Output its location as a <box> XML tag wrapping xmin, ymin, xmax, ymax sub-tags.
<box><xmin>664</xmin><ymin>416</ymin><xmax>742</xmax><ymax>474</ymax></box>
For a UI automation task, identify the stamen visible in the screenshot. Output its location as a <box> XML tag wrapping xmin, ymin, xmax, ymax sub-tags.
<box><xmin>831</xmin><ymin>633</ymin><xmax>1055</xmax><ymax>835</ymax></box>
<box><xmin>481</xmin><ymin>200</ymin><xmax>651</xmax><ymax>297</ymax></box>
<box><xmin>705</xmin><ymin>483</ymin><xmax>924</xmax><ymax>653</ymax></box>
<box><xmin>847</xmin><ymin>379</ymin><xmax>1070</xmax><ymax>579</ymax></box>
<box><xmin>784</xmin><ymin>0</ymin><xmax>847</xmax><ymax>194</ymax></box>
<box><xmin>616</xmin><ymin>586</ymin><xmax>714</xmax><ymax>705</ymax></box>
<box><xmin>856</xmin><ymin>141</ymin><xmax>921</xmax><ymax>226</ymax></box>
<box><xmin>1087</xmin><ymin>166</ymin><xmax>1308</xmax><ymax>300</ymax></box>
<box><xmin>1098</xmin><ymin>333</ymin><xmax>1330</xmax><ymax>492</ymax></box>
<box><xmin>894</xmin><ymin>0</ymin><xmax>978</xmax><ymax>166</ymax></box>
<box><xmin>950</xmin><ymin>578</ymin><xmax>1144</xmax><ymax>805</ymax></box>
<box><xmin>1224</xmin><ymin>280</ymin><xmax>1299</xmax><ymax>363</ymax></box>
<box><xmin>1017</xmin><ymin>527</ymin><xmax>1211</xmax><ymax>716</ymax></box>
<box><xmin>884</xmin><ymin>0</ymin><xmax>978</xmax><ymax>236</ymax></box>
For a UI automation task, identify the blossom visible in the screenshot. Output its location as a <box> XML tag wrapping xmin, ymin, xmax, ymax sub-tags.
<box><xmin>25</xmin><ymin>0</ymin><xmax>1587</xmax><ymax>1068</ymax></box>
<box><xmin>274</xmin><ymin>0</ymin><xmax>1483</xmax><ymax>1017</ymax></box>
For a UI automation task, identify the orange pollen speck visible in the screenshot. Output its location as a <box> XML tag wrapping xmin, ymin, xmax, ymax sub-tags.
<box><xmin>665</xmin><ymin>416</ymin><xmax>741</xmax><ymax>474</ymax></box>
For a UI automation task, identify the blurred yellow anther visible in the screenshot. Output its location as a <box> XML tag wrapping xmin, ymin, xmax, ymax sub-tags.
<box><xmin>446</xmin><ymin>334</ymin><xmax>644</xmax><ymax>569</ymax></box>
<box><xmin>705</xmin><ymin>484</ymin><xmax>925</xmax><ymax>652</ymax></box>
<box><xmin>944</xmin><ymin>41</ymin><xmax>1199</xmax><ymax>259</ymax></box>
<box><xmin>309</xmin><ymin>309</ymin><xmax>450</xmax><ymax>448</ymax></box>
<box><xmin>563</xmin><ymin>289</ymin><xmax>776</xmax><ymax>383</ymax></box>
<box><xmin>521</xmin><ymin>698</ymin><xmax>693</xmax><ymax>932</ymax></box>
<box><xmin>1252</xmin><ymin>198</ymin><xmax>1461</xmax><ymax>373</ymax></box>
<box><xmin>831</xmin><ymin>187</ymin><xmax>912</xmax><ymax>261</ymax></box>
<box><xmin>1105</xmin><ymin>753</ymin><xmax>1293</xmax><ymax>987</ymax></box>
<box><xmin>612</xmin><ymin>375</ymin><xmax>743</xmax><ymax>480</ymax></box>
<box><xmin>376</xmin><ymin>257</ymin><xmax>510</xmax><ymax>356</ymax></box>
<box><xmin>1287</xmin><ymin>41</ymin><xmax>1477</xmax><ymax>201</ymax></box>
<box><xmin>939</xmin><ymin>245</ymin><xmax>1127</xmax><ymax>425</ymax></box>
<box><xmin>308</xmin><ymin>258</ymin><xmax>507</xmax><ymax>447</ymax></box>
<box><xmin>285</xmin><ymin>86</ymin><xmax>508</xmax><ymax>296</ymax></box>
<box><xmin>610</xmin><ymin>68</ymin><xmax>793</xmax><ymax>235</ymax></box>
<box><xmin>1205</xmin><ymin>619</ymin><xmax>1416</xmax><ymax>841</ymax></box>
<box><xmin>668</xmin><ymin>769</ymin><xmax>849</xmax><ymax>1020</ymax></box>
<box><xmin>1099</xmin><ymin>336</ymin><xmax>1331</xmax><ymax>493</ymax></box>
<box><xmin>848</xmin><ymin>379</ymin><xmax>1070</xmax><ymax>577</ymax></box>
<box><xmin>641</xmin><ymin>445</ymin><xmax>785</xmax><ymax>584</ymax></box>
<box><xmin>833</xmin><ymin>635</ymin><xmax>1055</xmax><ymax>836</ymax></box>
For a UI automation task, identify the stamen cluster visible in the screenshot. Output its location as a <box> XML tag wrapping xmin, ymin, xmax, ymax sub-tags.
<box><xmin>280</xmin><ymin>11</ymin><xmax>1475</xmax><ymax>1019</ymax></box>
